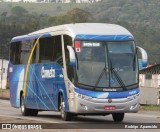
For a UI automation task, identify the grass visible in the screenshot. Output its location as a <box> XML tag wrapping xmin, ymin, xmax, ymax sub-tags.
<box><xmin>0</xmin><ymin>89</ymin><xmax>7</xmax><ymax>92</ymax></box>
<box><xmin>140</xmin><ymin>105</ymin><xmax>160</xmax><ymax>111</ymax></box>
<box><xmin>0</xmin><ymin>86</ymin><xmax>9</xmax><ymax>91</ymax></box>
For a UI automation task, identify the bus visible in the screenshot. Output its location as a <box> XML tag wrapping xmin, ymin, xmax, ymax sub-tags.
<box><xmin>9</xmin><ymin>23</ymin><xmax>148</xmax><ymax>122</ymax></box>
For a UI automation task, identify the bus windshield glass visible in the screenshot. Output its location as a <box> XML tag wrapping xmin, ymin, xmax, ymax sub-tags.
<box><xmin>75</xmin><ymin>41</ymin><xmax>138</xmax><ymax>90</ymax></box>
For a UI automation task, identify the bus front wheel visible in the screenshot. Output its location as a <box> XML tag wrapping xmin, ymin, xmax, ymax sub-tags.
<box><xmin>112</xmin><ymin>113</ymin><xmax>124</xmax><ymax>122</ymax></box>
<box><xmin>20</xmin><ymin>94</ymin><xmax>30</xmax><ymax>116</ymax></box>
<box><xmin>59</xmin><ymin>95</ymin><xmax>72</xmax><ymax>121</ymax></box>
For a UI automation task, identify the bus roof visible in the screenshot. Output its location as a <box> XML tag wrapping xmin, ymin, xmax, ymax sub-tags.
<box><xmin>11</xmin><ymin>33</ymin><xmax>51</xmax><ymax>43</ymax></box>
<box><xmin>11</xmin><ymin>23</ymin><xmax>134</xmax><ymax>42</ymax></box>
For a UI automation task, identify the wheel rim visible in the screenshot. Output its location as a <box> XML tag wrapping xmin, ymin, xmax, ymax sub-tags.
<box><xmin>60</xmin><ymin>97</ymin><xmax>65</xmax><ymax>118</ymax></box>
<box><xmin>21</xmin><ymin>97</ymin><xmax>25</xmax><ymax>113</ymax></box>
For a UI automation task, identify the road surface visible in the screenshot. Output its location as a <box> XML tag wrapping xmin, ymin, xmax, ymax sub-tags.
<box><xmin>0</xmin><ymin>99</ymin><xmax>160</xmax><ymax>131</ymax></box>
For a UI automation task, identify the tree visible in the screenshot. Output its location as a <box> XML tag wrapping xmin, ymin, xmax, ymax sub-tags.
<box><xmin>53</xmin><ymin>8</ymin><xmax>94</xmax><ymax>25</ymax></box>
<box><xmin>71</xmin><ymin>0</ymin><xmax>76</xmax><ymax>3</ymax></box>
<box><xmin>67</xmin><ymin>8</ymin><xmax>94</xmax><ymax>23</ymax></box>
<box><xmin>54</xmin><ymin>14</ymin><xmax>69</xmax><ymax>25</ymax></box>
<box><xmin>11</xmin><ymin>6</ymin><xmax>28</xmax><ymax>17</ymax></box>
<box><xmin>1</xmin><ymin>12</ymin><xmax>8</xmax><ymax>24</ymax></box>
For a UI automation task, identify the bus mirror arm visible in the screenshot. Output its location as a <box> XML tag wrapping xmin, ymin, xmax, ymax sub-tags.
<box><xmin>67</xmin><ymin>46</ymin><xmax>76</xmax><ymax>67</ymax></box>
<box><xmin>136</xmin><ymin>46</ymin><xmax>148</xmax><ymax>67</ymax></box>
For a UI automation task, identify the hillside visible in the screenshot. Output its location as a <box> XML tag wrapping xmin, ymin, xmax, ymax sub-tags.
<box><xmin>88</xmin><ymin>0</ymin><xmax>160</xmax><ymax>64</ymax></box>
<box><xmin>0</xmin><ymin>0</ymin><xmax>160</xmax><ymax>63</ymax></box>
<box><xmin>0</xmin><ymin>2</ymin><xmax>90</xmax><ymax>16</ymax></box>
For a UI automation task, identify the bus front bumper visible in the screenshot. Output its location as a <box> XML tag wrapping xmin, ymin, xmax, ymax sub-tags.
<box><xmin>73</xmin><ymin>94</ymin><xmax>139</xmax><ymax>114</ymax></box>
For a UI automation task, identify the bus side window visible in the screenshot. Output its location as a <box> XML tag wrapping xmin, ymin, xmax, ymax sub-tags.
<box><xmin>39</xmin><ymin>37</ymin><xmax>54</xmax><ymax>63</ymax></box>
<box><xmin>38</xmin><ymin>35</ymin><xmax>62</xmax><ymax>65</ymax></box>
<box><xmin>63</xmin><ymin>35</ymin><xmax>74</xmax><ymax>81</ymax></box>
<box><xmin>20</xmin><ymin>39</ymin><xmax>35</xmax><ymax>64</ymax></box>
<box><xmin>53</xmin><ymin>35</ymin><xmax>63</xmax><ymax>66</ymax></box>
<box><xmin>10</xmin><ymin>42</ymin><xmax>21</xmax><ymax>64</ymax></box>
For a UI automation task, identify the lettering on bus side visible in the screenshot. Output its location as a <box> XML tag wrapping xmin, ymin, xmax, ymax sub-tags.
<box><xmin>41</xmin><ymin>66</ymin><xmax>55</xmax><ymax>78</ymax></box>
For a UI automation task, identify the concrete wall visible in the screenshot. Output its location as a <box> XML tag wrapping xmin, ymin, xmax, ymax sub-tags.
<box><xmin>0</xmin><ymin>59</ymin><xmax>9</xmax><ymax>89</ymax></box>
<box><xmin>140</xmin><ymin>87</ymin><xmax>160</xmax><ymax>105</ymax></box>
<box><xmin>139</xmin><ymin>74</ymin><xmax>160</xmax><ymax>105</ymax></box>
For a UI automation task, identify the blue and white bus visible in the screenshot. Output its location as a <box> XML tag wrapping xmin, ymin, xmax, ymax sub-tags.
<box><xmin>9</xmin><ymin>23</ymin><xmax>148</xmax><ymax>122</ymax></box>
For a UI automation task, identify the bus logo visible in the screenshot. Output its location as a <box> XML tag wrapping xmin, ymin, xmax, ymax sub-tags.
<box><xmin>41</xmin><ymin>66</ymin><xmax>55</xmax><ymax>78</ymax></box>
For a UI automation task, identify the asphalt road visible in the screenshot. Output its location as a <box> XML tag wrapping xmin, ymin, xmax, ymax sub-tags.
<box><xmin>0</xmin><ymin>99</ymin><xmax>160</xmax><ymax>131</ymax></box>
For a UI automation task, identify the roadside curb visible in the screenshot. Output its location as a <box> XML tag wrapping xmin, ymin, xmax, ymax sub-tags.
<box><xmin>0</xmin><ymin>90</ymin><xmax>10</xmax><ymax>100</ymax></box>
<box><xmin>0</xmin><ymin>97</ymin><xmax>10</xmax><ymax>100</ymax></box>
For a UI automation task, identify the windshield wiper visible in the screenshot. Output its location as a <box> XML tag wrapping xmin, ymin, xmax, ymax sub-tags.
<box><xmin>110</xmin><ymin>60</ymin><xmax>127</xmax><ymax>90</ymax></box>
<box><xmin>93</xmin><ymin>45</ymin><xmax>109</xmax><ymax>90</ymax></box>
<box><xmin>93</xmin><ymin>67</ymin><xmax>108</xmax><ymax>90</ymax></box>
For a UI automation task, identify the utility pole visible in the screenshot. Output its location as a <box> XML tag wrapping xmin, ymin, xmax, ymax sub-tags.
<box><xmin>1</xmin><ymin>55</ymin><xmax>3</xmax><ymax>89</ymax></box>
<box><xmin>0</xmin><ymin>44</ymin><xmax>3</xmax><ymax>89</ymax></box>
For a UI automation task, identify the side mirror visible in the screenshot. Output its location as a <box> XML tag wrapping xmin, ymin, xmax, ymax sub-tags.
<box><xmin>67</xmin><ymin>46</ymin><xmax>76</xmax><ymax>67</ymax></box>
<box><xmin>136</xmin><ymin>46</ymin><xmax>148</xmax><ymax>67</ymax></box>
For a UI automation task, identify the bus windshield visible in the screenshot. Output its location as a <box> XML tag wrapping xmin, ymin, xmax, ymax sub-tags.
<box><xmin>75</xmin><ymin>41</ymin><xmax>138</xmax><ymax>90</ymax></box>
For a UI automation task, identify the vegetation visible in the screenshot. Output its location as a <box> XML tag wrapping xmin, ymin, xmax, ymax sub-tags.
<box><xmin>140</xmin><ymin>105</ymin><xmax>160</xmax><ymax>111</ymax></box>
<box><xmin>0</xmin><ymin>0</ymin><xmax>160</xmax><ymax>63</ymax></box>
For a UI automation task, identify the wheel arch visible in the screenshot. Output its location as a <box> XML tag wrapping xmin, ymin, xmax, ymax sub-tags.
<box><xmin>20</xmin><ymin>90</ymin><xmax>23</xmax><ymax>106</ymax></box>
<box><xmin>57</xmin><ymin>88</ymin><xmax>70</xmax><ymax>112</ymax></box>
<box><xmin>58</xmin><ymin>90</ymin><xmax>63</xmax><ymax>111</ymax></box>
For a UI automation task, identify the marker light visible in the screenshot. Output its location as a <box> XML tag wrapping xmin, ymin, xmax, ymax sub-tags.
<box><xmin>75</xmin><ymin>41</ymin><xmax>81</xmax><ymax>52</ymax></box>
<box><xmin>75</xmin><ymin>41</ymin><xmax>81</xmax><ymax>48</ymax></box>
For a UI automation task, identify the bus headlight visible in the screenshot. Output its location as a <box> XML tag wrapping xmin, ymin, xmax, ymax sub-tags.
<box><xmin>130</xmin><ymin>103</ymin><xmax>138</xmax><ymax>110</ymax></box>
<box><xmin>74</xmin><ymin>92</ymin><xmax>92</xmax><ymax>100</ymax></box>
<box><xmin>127</xmin><ymin>93</ymin><xmax>139</xmax><ymax>100</ymax></box>
<box><xmin>80</xmin><ymin>103</ymin><xmax>88</xmax><ymax>110</ymax></box>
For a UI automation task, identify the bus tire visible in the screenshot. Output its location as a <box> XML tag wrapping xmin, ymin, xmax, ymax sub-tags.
<box><xmin>30</xmin><ymin>109</ymin><xmax>38</xmax><ymax>116</ymax></box>
<box><xmin>20</xmin><ymin>94</ymin><xmax>30</xmax><ymax>116</ymax></box>
<box><xmin>59</xmin><ymin>95</ymin><xmax>72</xmax><ymax>121</ymax></box>
<box><xmin>112</xmin><ymin>113</ymin><xmax>124</xmax><ymax>122</ymax></box>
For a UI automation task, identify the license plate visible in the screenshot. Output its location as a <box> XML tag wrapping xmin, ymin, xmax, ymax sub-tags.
<box><xmin>104</xmin><ymin>106</ymin><xmax>116</xmax><ymax>110</ymax></box>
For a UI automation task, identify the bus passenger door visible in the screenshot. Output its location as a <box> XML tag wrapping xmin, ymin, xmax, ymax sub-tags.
<box><xmin>30</xmin><ymin>35</ymin><xmax>64</xmax><ymax>111</ymax></box>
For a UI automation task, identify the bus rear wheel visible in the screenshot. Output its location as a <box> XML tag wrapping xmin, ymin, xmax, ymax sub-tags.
<box><xmin>21</xmin><ymin>94</ymin><xmax>38</xmax><ymax>116</ymax></box>
<box><xmin>20</xmin><ymin>94</ymin><xmax>30</xmax><ymax>116</ymax></box>
<box><xmin>30</xmin><ymin>109</ymin><xmax>38</xmax><ymax>116</ymax></box>
<box><xmin>112</xmin><ymin>113</ymin><xmax>124</xmax><ymax>122</ymax></box>
<box><xmin>59</xmin><ymin>95</ymin><xmax>72</xmax><ymax>121</ymax></box>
